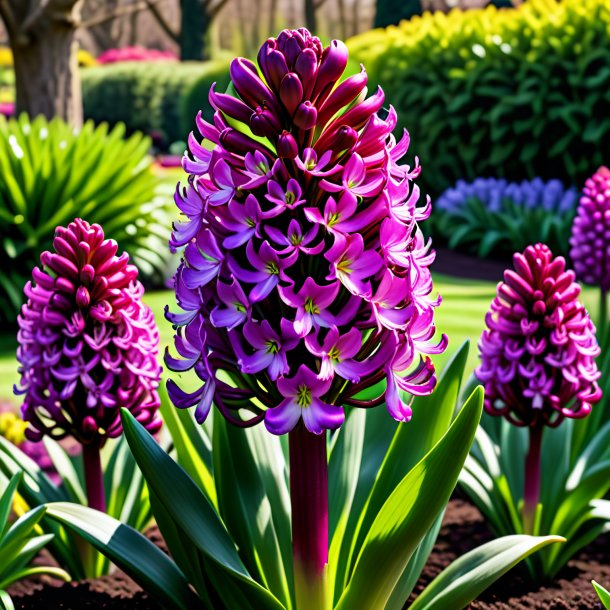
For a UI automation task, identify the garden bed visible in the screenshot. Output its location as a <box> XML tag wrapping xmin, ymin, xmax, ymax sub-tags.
<box><xmin>10</xmin><ymin>499</ymin><xmax>609</xmax><ymax>609</ymax></box>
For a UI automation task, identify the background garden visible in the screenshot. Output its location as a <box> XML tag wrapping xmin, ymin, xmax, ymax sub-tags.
<box><xmin>0</xmin><ymin>0</ymin><xmax>610</xmax><ymax>608</ymax></box>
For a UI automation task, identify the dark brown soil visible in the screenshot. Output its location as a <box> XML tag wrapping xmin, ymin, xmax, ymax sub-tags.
<box><xmin>9</xmin><ymin>500</ymin><xmax>610</xmax><ymax>609</ymax></box>
<box><xmin>434</xmin><ymin>247</ymin><xmax>508</xmax><ymax>283</ymax></box>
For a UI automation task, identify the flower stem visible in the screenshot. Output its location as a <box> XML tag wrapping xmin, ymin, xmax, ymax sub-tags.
<box><xmin>523</xmin><ymin>424</ymin><xmax>543</xmax><ymax>535</ymax></box>
<box><xmin>289</xmin><ymin>422</ymin><xmax>329</xmax><ymax>610</ymax></box>
<box><xmin>83</xmin><ymin>442</ymin><xmax>106</xmax><ymax>513</ymax></box>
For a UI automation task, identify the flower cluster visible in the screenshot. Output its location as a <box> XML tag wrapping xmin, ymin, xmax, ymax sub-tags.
<box><xmin>477</xmin><ymin>243</ymin><xmax>601</xmax><ymax>427</ymax></box>
<box><xmin>97</xmin><ymin>46</ymin><xmax>178</xmax><ymax>64</ymax></box>
<box><xmin>569</xmin><ymin>166</ymin><xmax>610</xmax><ymax>292</ymax></box>
<box><xmin>437</xmin><ymin>177</ymin><xmax>577</xmax><ymax>216</ymax></box>
<box><xmin>167</xmin><ymin>28</ymin><xmax>446</xmax><ymax>435</ymax></box>
<box><xmin>15</xmin><ymin>219</ymin><xmax>162</xmax><ymax>446</ymax></box>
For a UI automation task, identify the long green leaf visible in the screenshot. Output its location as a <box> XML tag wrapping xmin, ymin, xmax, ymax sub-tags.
<box><xmin>45</xmin><ymin>503</ymin><xmax>200</xmax><ymax>610</ymax></box>
<box><xmin>121</xmin><ymin>409</ymin><xmax>285</xmax><ymax>610</ymax></box>
<box><xmin>335</xmin><ymin>386</ymin><xmax>483</xmax><ymax>610</ymax></box>
<box><xmin>593</xmin><ymin>580</ymin><xmax>610</xmax><ymax>609</ymax></box>
<box><xmin>410</xmin><ymin>535</ymin><xmax>564</xmax><ymax>610</ymax></box>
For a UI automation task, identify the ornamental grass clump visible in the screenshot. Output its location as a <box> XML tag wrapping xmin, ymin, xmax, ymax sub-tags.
<box><xmin>44</xmin><ymin>29</ymin><xmax>562</xmax><ymax>610</ymax></box>
<box><xmin>463</xmin><ymin>243</ymin><xmax>609</xmax><ymax>578</ymax></box>
<box><xmin>7</xmin><ymin>219</ymin><xmax>162</xmax><ymax>578</ymax></box>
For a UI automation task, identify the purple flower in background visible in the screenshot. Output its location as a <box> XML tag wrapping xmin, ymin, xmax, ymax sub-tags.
<box><xmin>167</xmin><ymin>28</ymin><xmax>446</xmax><ymax>435</ymax></box>
<box><xmin>477</xmin><ymin>243</ymin><xmax>601</xmax><ymax>427</ymax></box>
<box><xmin>15</xmin><ymin>219</ymin><xmax>162</xmax><ymax>446</ymax></box>
<box><xmin>569</xmin><ymin>166</ymin><xmax>610</xmax><ymax>292</ymax></box>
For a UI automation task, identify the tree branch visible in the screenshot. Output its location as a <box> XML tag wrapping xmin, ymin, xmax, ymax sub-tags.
<box><xmin>208</xmin><ymin>0</ymin><xmax>229</xmax><ymax>20</ymax></box>
<box><xmin>144</xmin><ymin>0</ymin><xmax>179</xmax><ymax>42</ymax></box>
<box><xmin>77</xmin><ymin>0</ymin><xmax>165</xmax><ymax>29</ymax></box>
<box><xmin>0</xmin><ymin>0</ymin><xmax>17</xmax><ymax>37</ymax></box>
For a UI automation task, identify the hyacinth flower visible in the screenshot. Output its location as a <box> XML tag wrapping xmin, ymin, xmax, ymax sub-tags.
<box><xmin>15</xmin><ymin>219</ymin><xmax>162</xmax><ymax>512</ymax></box>
<box><xmin>165</xmin><ymin>26</ymin><xmax>447</xmax><ymax>608</ymax></box>
<box><xmin>570</xmin><ymin>166</ymin><xmax>610</xmax><ymax>339</ymax></box>
<box><xmin>476</xmin><ymin>244</ymin><xmax>601</xmax><ymax>533</ymax></box>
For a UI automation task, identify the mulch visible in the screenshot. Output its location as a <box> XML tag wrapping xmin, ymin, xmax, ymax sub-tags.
<box><xmin>9</xmin><ymin>498</ymin><xmax>610</xmax><ymax>609</ymax></box>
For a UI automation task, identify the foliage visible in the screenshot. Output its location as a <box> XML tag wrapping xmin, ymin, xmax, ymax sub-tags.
<box><xmin>435</xmin><ymin>177</ymin><xmax>578</xmax><ymax>259</ymax></box>
<box><xmin>47</xmin><ymin>344</ymin><xmax>560</xmax><ymax>609</ymax></box>
<box><xmin>461</xmin><ymin>407</ymin><xmax>610</xmax><ymax>578</ymax></box>
<box><xmin>0</xmin><ymin>114</ymin><xmax>168</xmax><ymax>325</ymax></box>
<box><xmin>348</xmin><ymin>0</ymin><xmax>610</xmax><ymax>196</ymax></box>
<box><xmin>594</xmin><ymin>581</ymin><xmax>610</xmax><ymax>609</ymax></box>
<box><xmin>82</xmin><ymin>60</ymin><xmax>230</xmax><ymax>147</ymax></box>
<box><xmin>0</xmin><ymin>473</ymin><xmax>69</xmax><ymax>610</ymax></box>
<box><xmin>0</xmin><ymin>434</ymin><xmax>153</xmax><ymax>580</ymax></box>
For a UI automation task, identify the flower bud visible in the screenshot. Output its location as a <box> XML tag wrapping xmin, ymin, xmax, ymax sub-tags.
<box><xmin>277</xmin><ymin>131</ymin><xmax>298</xmax><ymax>159</ymax></box>
<box><xmin>312</xmin><ymin>40</ymin><xmax>349</xmax><ymax>103</ymax></box>
<box><xmin>280</xmin><ymin>73</ymin><xmax>304</xmax><ymax>116</ymax></box>
<box><xmin>209</xmin><ymin>84</ymin><xmax>252</xmax><ymax>123</ymax></box>
<box><xmin>294</xmin><ymin>101</ymin><xmax>317</xmax><ymax>130</ymax></box>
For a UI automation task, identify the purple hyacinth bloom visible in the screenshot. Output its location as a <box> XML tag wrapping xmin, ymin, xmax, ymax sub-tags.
<box><xmin>477</xmin><ymin>243</ymin><xmax>601</xmax><ymax>427</ymax></box>
<box><xmin>569</xmin><ymin>167</ymin><xmax>610</xmax><ymax>292</ymax></box>
<box><xmin>265</xmin><ymin>365</ymin><xmax>344</xmax><ymax>435</ymax></box>
<box><xmin>15</xmin><ymin>219</ymin><xmax>162</xmax><ymax>446</ymax></box>
<box><xmin>166</xmin><ymin>28</ymin><xmax>445</xmax><ymax>435</ymax></box>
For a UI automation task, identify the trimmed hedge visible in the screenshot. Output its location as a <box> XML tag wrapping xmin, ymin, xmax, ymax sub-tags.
<box><xmin>348</xmin><ymin>0</ymin><xmax>610</xmax><ymax>196</ymax></box>
<box><xmin>82</xmin><ymin>60</ymin><xmax>230</xmax><ymax>147</ymax></box>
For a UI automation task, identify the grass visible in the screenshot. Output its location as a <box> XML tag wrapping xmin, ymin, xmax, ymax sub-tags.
<box><xmin>0</xmin><ymin>272</ymin><xmax>603</xmax><ymax>405</ymax></box>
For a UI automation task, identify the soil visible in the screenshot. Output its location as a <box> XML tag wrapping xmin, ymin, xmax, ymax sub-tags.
<box><xmin>9</xmin><ymin>499</ymin><xmax>610</xmax><ymax>609</ymax></box>
<box><xmin>434</xmin><ymin>247</ymin><xmax>508</xmax><ymax>283</ymax></box>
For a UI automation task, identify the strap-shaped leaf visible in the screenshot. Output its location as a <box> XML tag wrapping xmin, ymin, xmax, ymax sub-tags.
<box><xmin>335</xmin><ymin>386</ymin><xmax>483</xmax><ymax>610</ymax></box>
<box><xmin>45</xmin><ymin>503</ymin><xmax>199</xmax><ymax>610</ymax></box>
<box><xmin>120</xmin><ymin>409</ymin><xmax>285</xmax><ymax>610</ymax></box>
<box><xmin>410</xmin><ymin>535</ymin><xmax>564</xmax><ymax>610</ymax></box>
<box><xmin>593</xmin><ymin>581</ymin><xmax>610</xmax><ymax>609</ymax></box>
<box><xmin>346</xmin><ymin>341</ymin><xmax>470</xmax><ymax>579</ymax></box>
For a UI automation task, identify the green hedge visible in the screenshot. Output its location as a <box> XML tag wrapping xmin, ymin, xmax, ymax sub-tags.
<box><xmin>348</xmin><ymin>0</ymin><xmax>610</xmax><ymax>196</ymax></box>
<box><xmin>82</xmin><ymin>60</ymin><xmax>230</xmax><ymax>147</ymax></box>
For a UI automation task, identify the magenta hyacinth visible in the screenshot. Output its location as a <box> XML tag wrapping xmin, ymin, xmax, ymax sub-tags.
<box><xmin>15</xmin><ymin>219</ymin><xmax>162</xmax><ymax>447</ymax></box>
<box><xmin>569</xmin><ymin>166</ymin><xmax>610</xmax><ymax>292</ymax></box>
<box><xmin>477</xmin><ymin>243</ymin><xmax>601</xmax><ymax>428</ymax></box>
<box><xmin>166</xmin><ymin>28</ymin><xmax>446</xmax><ymax>437</ymax></box>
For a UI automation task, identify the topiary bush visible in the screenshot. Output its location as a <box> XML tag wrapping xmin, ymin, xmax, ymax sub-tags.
<box><xmin>82</xmin><ymin>60</ymin><xmax>230</xmax><ymax>148</ymax></box>
<box><xmin>0</xmin><ymin>114</ymin><xmax>169</xmax><ymax>326</ymax></box>
<box><xmin>348</xmin><ymin>0</ymin><xmax>610</xmax><ymax>196</ymax></box>
<box><xmin>434</xmin><ymin>177</ymin><xmax>578</xmax><ymax>259</ymax></box>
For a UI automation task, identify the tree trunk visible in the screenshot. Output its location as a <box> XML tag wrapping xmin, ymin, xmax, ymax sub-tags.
<box><xmin>180</xmin><ymin>0</ymin><xmax>207</xmax><ymax>60</ymax></box>
<box><xmin>304</xmin><ymin>0</ymin><xmax>316</xmax><ymax>34</ymax></box>
<box><xmin>11</xmin><ymin>5</ymin><xmax>83</xmax><ymax>126</ymax></box>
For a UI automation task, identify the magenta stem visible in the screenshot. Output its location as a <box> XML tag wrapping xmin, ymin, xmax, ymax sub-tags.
<box><xmin>83</xmin><ymin>442</ymin><xmax>106</xmax><ymax>513</ymax></box>
<box><xmin>289</xmin><ymin>422</ymin><xmax>329</xmax><ymax>610</ymax></box>
<box><xmin>523</xmin><ymin>424</ymin><xmax>543</xmax><ymax>534</ymax></box>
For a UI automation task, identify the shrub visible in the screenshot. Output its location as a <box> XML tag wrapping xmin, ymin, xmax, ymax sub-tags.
<box><xmin>435</xmin><ymin>177</ymin><xmax>578</xmax><ymax>258</ymax></box>
<box><xmin>82</xmin><ymin>60</ymin><xmax>230</xmax><ymax>147</ymax></box>
<box><xmin>348</xmin><ymin>0</ymin><xmax>610</xmax><ymax>196</ymax></box>
<box><xmin>0</xmin><ymin>114</ymin><xmax>168</xmax><ymax>326</ymax></box>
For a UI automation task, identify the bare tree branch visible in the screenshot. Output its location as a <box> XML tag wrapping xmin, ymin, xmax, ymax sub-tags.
<box><xmin>209</xmin><ymin>0</ymin><xmax>229</xmax><ymax>20</ymax></box>
<box><xmin>0</xmin><ymin>0</ymin><xmax>17</xmax><ymax>36</ymax></box>
<box><xmin>77</xmin><ymin>0</ymin><xmax>165</xmax><ymax>29</ymax></box>
<box><xmin>144</xmin><ymin>0</ymin><xmax>179</xmax><ymax>42</ymax></box>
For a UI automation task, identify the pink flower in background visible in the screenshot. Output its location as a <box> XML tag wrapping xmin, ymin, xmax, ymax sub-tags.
<box><xmin>97</xmin><ymin>46</ymin><xmax>178</xmax><ymax>64</ymax></box>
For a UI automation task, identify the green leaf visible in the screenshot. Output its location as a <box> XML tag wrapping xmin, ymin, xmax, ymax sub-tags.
<box><xmin>120</xmin><ymin>409</ymin><xmax>285</xmax><ymax>610</ymax></box>
<box><xmin>45</xmin><ymin>503</ymin><xmax>200</xmax><ymax>610</ymax></box>
<box><xmin>335</xmin><ymin>386</ymin><xmax>483</xmax><ymax>610</ymax></box>
<box><xmin>410</xmin><ymin>535</ymin><xmax>564</xmax><ymax>610</ymax></box>
<box><xmin>593</xmin><ymin>580</ymin><xmax>610</xmax><ymax>609</ymax></box>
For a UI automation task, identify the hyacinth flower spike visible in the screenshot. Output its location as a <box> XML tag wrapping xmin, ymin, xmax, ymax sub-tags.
<box><xmin>167</xmin><ymin>28</ymin><xmax>445</xmax><ymax>609</ymax></box>
<box><xmin>15</xmin><ymin>219</ymin><xmax>162</xmax><ymax>515</ymax></box>
<box><xmin>570</xmin><ymin>166</ymin><xmax>610</xmax><ymax>340</ymax></box>
<box><xmin>477</xmin><ymin>244</ymin><xmax>601</xmax><ymax>533</ymax></box>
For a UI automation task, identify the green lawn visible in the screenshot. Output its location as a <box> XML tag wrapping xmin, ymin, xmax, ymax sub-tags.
<box><xmin>0</xmin><ymin>273</ymin><xmax>601</xmax><ymax>405</ymax></box>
